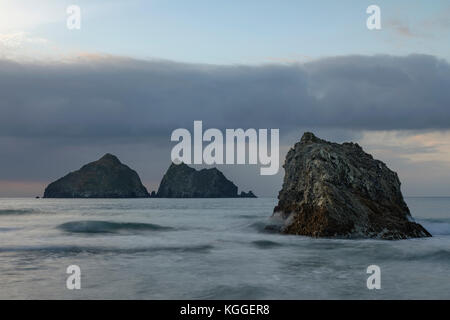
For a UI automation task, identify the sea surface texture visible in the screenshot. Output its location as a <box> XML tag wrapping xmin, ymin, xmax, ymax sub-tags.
<box><xmin>0</xmin><ymin>197</ymin><xmax>448</xmax><ymax>299</ymax></box>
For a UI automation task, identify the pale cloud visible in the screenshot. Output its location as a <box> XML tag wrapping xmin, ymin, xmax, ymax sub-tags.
<box><xmin>357</xmin><ymin>130</ymin><xmax>450</xmax><ymax>196</ymax></box>
<box><xmin>360</xmin><ymin>130</ymin><xmax>450</xmax><ymax>164</ymax></box>
<box><xmin>385</xmin><ymin>5</ymin><xmax>450</xmax><ymax>40</ymax></box>
<box><xmin>0</xmin><ymin>1</ymin><xmax>62</xmax><ymax>32</ymax></box>
<box><xmin>0</xmin><ymin>32</ymin><xmax>48</xmax><ymax>48</ymax></box>
<box><xmin>263</xmin><ymin>54</ymin><xmax>314</xmax><ymax>64</ymax></box>
<box><xmin>0</xmin><ymin>1</ymin><xmax>59</xmax><ymax>60</ymax></box>
<box><xmin>385</xmin><ymin>20</ymin><xmax>417</xmax><ymax>38</ymax></box>
<box><xmin>0</xmin><ymin>32</ymin><xmax>51</xmax><ymax>61</ymax></box>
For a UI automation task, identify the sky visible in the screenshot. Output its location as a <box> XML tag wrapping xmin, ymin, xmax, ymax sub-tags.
<box><xmin>0</xmin><ymin>1</ymin><xmax>450</xmax><ymax>197</ymax></box>
<box><xmin>1</xmin><ymin>0</ymin><xmax>450</xmax><ymax>63</ymax></box>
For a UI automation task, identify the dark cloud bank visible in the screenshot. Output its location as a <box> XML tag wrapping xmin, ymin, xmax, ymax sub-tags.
<box><xmin>0</xmin><ymin>54</ymin><xmax>449</xmax><ymax>196</ymax></box>
<box><xmin>1</xmin><ymin>54</ymin><xmax>449</xmax><ymax>137</ymax></box>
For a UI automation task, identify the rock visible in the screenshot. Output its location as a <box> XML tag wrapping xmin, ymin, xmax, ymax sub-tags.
<box><xmin>273</xmin><ymin>132</ymin><xmax>431</xmax><ymax>240</ymax></box>
<box><xmin>43</xmin><ymin>154</ymin><xmax>150</xmax><ymax>198</ymax></box>
<box><xmin>157</xmin><ymin>163</ymin><xmax>256</xmax><ymax>198</ymax></box>
<box><xmin>240</xmin><ymin>191</ymin><xmax>257</xmax><ymax>198</ymax></box>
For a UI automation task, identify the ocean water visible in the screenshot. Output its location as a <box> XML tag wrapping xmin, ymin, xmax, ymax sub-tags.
<box><xmin>0</xmin><ymin>197</ymin><xmax>448</xmax><ymax>300</ymax></box>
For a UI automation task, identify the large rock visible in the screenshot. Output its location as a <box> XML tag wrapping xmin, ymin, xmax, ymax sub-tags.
<box><xmin>157</xmin><ymin>163</ymin><xmax>256</xmax><ymax>198</ymax></box>
<box><xmin>273</xmin><ymin>132</ymin><xmax>431</xmax><ymax>240</ymax></box>
<box><xmin>44</xmin><ymin>154</ymin><xmax>149</xmax><ymax>198</ymax></box>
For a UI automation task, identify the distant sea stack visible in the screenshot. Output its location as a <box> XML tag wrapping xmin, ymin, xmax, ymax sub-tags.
<box><xmin>273</xmin><ymin>132</ymin><xmax>431</xmax><ymax>240</ymax></box>
<box><xmin>44</xmin><ymin>154</ymin><xmax>150</xmax><ymax>198</ymax></box>
<box><xmin>156</xmin><ymin>163</ymin><xmax>257</xmax><ymax>198</ymax></box>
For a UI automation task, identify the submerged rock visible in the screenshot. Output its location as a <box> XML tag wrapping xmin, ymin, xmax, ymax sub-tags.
<box><xmin>273</xmin><ymin>132</ymin><xmax>431</xmax><ymax>240</ymax></box>
<box><xmin>157</xmin><ymin>163</ymin><xmax>257</xmax><ymax>198</ymax></box>
<box><xmin>43</xmin><ymin>154</ymin><xmax>149</xmax><ymax>198</ymax></box>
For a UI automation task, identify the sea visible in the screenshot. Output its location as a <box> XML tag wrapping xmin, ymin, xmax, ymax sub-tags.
<box><xmin>0</xmin><ymin>197</ymin><xmax>448</xmax><ymax>299</ymax></box>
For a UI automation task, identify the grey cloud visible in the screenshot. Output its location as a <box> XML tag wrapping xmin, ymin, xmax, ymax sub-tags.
<box><xmin>1</xmin><ymin>54</ymin><xmax>449</xmax><ymax>142</ymax></box>
<box><xmin>1</xmin><ymin>54</ymin><xmax>450</xmax><ymax>196</ymax></box>
<box><xmin>304</xmin><ymin>55</ymin><xmax>450</xmax><ymax>130</ymax></box>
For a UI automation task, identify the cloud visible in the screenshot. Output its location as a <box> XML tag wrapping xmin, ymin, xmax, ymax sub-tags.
<box><xmin>0</xmin><ymin>32</ymin><xmax>48</xmax><ymax>48</ymax></box>
<box><xmin>0</xmin><ymin>54</ymin><xmax>449</xmax><ymax>141</ymax></box>
<box><xmin>385</xmin><ymin>6</ymin><xmax>450</xmax><ymax>40</ymax></box>
<box><xmin>385</xmin><ymin>20</ymin><xmax>416</xmax><ymax>38</ymax></box>
<box><xmin>1</xmin><ymin>53</ymin><xmax>450</xmax><ymax>196</ymax></box>
<box><xmin>359</xmin><ymin>130</ymin><xmax>450</xmax><ymax>196</ymax></box>
<box><xmin>0</xmin><ymin>32</ymin><xmax>51</xmax><ymax>62</ymax></box>
<box><xmin>360</xmin><ymin>130</ymin><xmax>450</xmax><ymax>164</ymax></box>
<box><xmin>0</xmin><ymin>1</ymin><xmax>63</xmax><ymax>32</ymax></box>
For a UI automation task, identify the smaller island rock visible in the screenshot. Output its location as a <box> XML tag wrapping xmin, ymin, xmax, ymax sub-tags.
<box><xmin>43</xmin><ymin>154</ymin><xmax>150</xmax><ymax>198</ymax></box>
<box><xmin>156</xmin><ymin>163</ymin><xmax>257</xmax><ymax>198</ymax></box>
<box><xmin>240</xmin><ymin>191</ymin><xmax>257</xmax><ymax>198</ymax></box>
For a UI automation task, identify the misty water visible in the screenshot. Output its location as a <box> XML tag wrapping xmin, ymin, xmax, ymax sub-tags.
<box><xmin>0</xmin><ymin>197</ymin><xmax>448</xmax><ymax>299</ymax></box>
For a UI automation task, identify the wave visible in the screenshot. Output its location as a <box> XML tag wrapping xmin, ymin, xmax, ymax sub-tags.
<box><xmin>0</xmin><ymin>244</ymin><xmax>213</xmax><ymax>256</ymax></box>
<box><xmin>0</xmin><ymin>209</ymin><xmax>37</xmax><ymax>215</ymax></box>
<box><xmin>0</xmin><ymin>227</ymin><xmax>20</xmax><ymax>232</ymax></box>
<box><xmin>58</xmin><ymin>220</ymin><xmax>174</xmax><ymax>234</ymax></box>
<box><xmin>401</xmin><ymin>249</ymin><xmax>450</xmax><ymax>262</ymax></box>
<box><xmin>252</xmin><ymin>240</ymin><xmax>282</xmax><ymax>248</ymax></box>
<box><xmin>236</xmin><ymin>214</ymin><xmax>259</xmax><ymax>219</ymax></box>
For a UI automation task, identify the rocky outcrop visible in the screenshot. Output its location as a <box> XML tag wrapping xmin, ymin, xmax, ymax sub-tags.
<box><xmin>44</xmin><ymin>154</ymin><xmax>150</xmax><ymax>198</ymax></box>
<box><xmin>156</xmin><ymin>163</ymin><xmax>257</xmax><ymax>198</ymax></box>
<box><xmin>273</xmin><ymin>132</ymin><xmax>431</xmax><ymax>240</ymax></box>
<box><xmin>240</xmin><ymin>191</ymin><xmax>257</xmax><ymax>198</ymax></box>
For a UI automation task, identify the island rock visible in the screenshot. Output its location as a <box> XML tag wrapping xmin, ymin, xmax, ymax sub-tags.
<box><xmin>157</xmin><ymin>163</ymin><xmax>256</xmax><ymax>198</ymax></box>
<box><xmin>273</xmin><ymin>132</ymin><xmax>431</xmax><ymax>240</ymax></box>
<box><xmin>44</xmin><ymin>154</ymin><xmax>149</xmax><ymax>198</ymax></box>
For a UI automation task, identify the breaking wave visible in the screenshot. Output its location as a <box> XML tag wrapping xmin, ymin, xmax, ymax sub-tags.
<box><xmin>248</xmin><ymin>220</ymin><xmax>283</xmax><ymax>234</ymax></box>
